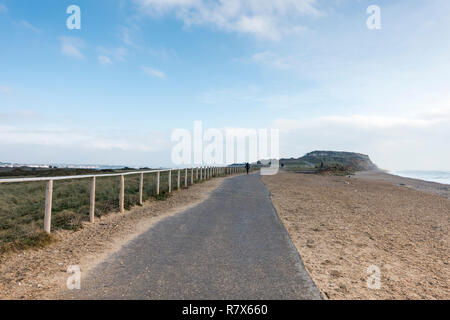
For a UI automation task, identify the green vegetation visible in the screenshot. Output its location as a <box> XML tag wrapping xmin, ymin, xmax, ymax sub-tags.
<box><xmin>280</xmin><ymin>151</ymin><xmax>377</xmax><ymax>174</ymax></box>
<box><xmin>0</xmin><ymin>167</ymin><xmax>209</xmax><ymax>254</ymax></box>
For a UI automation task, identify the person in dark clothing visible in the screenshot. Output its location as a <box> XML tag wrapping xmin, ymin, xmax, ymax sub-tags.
<box><xmin>245</xmin><ymin>163</ymin><xmax>250</xmax><ymax>175</ymax></box>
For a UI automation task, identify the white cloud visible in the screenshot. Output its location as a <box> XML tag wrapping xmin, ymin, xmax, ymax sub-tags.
<box><xmin>272</xmin><ymin>110</ymin><xmax>450</xmax><ymax>171</ymax></box>
<box><xmin>251</xmin><ymin>50</ymin><xmax>293</xmax><ymax>70</ymax></box>
<box><xmin>0</xmin><ymin>3</ymin><xmax>7</xmax><ymax>13</ymax></box>
<box><xmin>318</xmin><ymin>115</ymin><xmax>439</xmax><ymax>129</ymax></box>
<box><xmin>118</xmin><ymin>25</ymin><xmax>140</xmax><ymax>46</ymax></box>
<box><xmin>0</xmin><ymin>110</ymin><xmax>43</xmax><ymax>122</ymax></box>
<box><xmin>148</xmin><ymin>47</ymin><xmax>179</xmax><ymax>60</ymax></box>
<box><xmin>0</xmin><ymin>125</ymin><xmax>169</xmax><ymax>153</ymax></box>
<box><xmin>198</xmin><ymin>86</ymin><xmax>260</xmax><ymax>105</ymax></box>
<box><xmin>98</xmin><ymin>55</ymin><xmax>112</xmax><ymax>65</ymax></box>
<box><xmin>141</xmin><ymin>66</ymin><xmax>166</xmax><ymax>79</ymax></box>
<box><xmin>19</xmin><ymin>20</ymin><xmax>42</xmax><ymax>33</ymax></box>
<box><xmin>274</xmin><ymin>109</ymin><xmax>450</xmax><ymax>132</ymax></box>
<box><xmin>0</xmin><ymin>85</ymin><xmax>11</xmax><ymax>94</ymax></box>
<box><xmin>59</xmin><ymin>36</ymin><xmax>85</xmax><ymax>59</ymax></box>
<box><xmin>97</xmin><ymin>46</ymin><xmax>128</xmax><ymax>65</ymax></box>
<box><xmin>133</xmin><ymin>0</ymin><xmax>320</xmax><ymax>40</ymax></box>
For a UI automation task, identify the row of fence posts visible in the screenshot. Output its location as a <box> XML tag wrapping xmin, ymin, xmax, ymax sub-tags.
<box><xmin>43</xmin><ymin>166</ymin><xmax>246</xmax><ymax>234</ymax></box>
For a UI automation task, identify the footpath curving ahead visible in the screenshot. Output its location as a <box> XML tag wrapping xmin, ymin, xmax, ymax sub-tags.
<box><xmin>62</xmin><ymin>173</ymin><xmax>322</xmax><ymax>300</ymax></box>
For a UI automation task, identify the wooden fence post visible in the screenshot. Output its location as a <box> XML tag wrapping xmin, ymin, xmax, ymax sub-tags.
<box><xmin>89</xmin><ymin>177</ymin><xmax>96</xmax><ymax>223</ymax></box>
<box><xmin>191</xmin><ymin>168</ymin><xmax>194</xmax><ymax>185</ymax></box>
<box><xmin>200</xmin><ymin>167</ymin><xmax>203</xmax><ymax>181</ymax></box>
<box><xmin>177</xmin><ymin>170</ymin><xmax>181</xmax><ymax>190</ymax></box>
<box><xmin>119</xmin><ymin>175</ymin><xmax>125</xmax><ymax>213</ymax></box>
<box><xmin>156</xmin><ymin>171</ymin><xmax>160</xmax><ymax>195</ymax></box>
<box><xmin>168</xmin><ymin>170</ymin><xmax>172</xmax><ymax>193</ymax></box>
<box><xmin>139</xmin><ymin>173</ymin><xmax>144</xmax><ymax>205</ymax></box>
<box><xmin>185</xmin><ymin>168</ymin><xmax>188</xmax><ymax>187</ymax></box>
<box><xmin>44</xmin><ymin>180</ymin><xmax>53</xmax><ymax>234</ymax></box>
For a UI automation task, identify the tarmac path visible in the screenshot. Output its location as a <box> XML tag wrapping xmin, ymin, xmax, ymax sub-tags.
<box><xmin>63</xmin><ymin>173</ymin><xmax>322</xmax><ymax>300</ymax></box>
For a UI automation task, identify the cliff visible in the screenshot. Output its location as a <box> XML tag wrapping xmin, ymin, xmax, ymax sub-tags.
<box><xmin>280</xmin><ymin>151</ymin><xmax>377</xmax><ymax>172</ymax></box>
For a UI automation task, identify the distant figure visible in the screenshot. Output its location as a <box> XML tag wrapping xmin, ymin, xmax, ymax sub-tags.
<box><xmin>245</xmin><ymin>163</ymin><xmax>250</xmax><ymax>175</ymax></box>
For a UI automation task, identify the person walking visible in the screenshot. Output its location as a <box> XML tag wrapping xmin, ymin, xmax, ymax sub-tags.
<box><xmin>245</xmin><ymin>162</ymin><xmax>250</xmax><ymax>175</ymax></box>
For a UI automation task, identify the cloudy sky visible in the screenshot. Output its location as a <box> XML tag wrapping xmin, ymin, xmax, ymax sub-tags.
<box><xmin>0</xmin><ymin>0</ymin><xmax>449</xmax><ymax>170</ymax></box>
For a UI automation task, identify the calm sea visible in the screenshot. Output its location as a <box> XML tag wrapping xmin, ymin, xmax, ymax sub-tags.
<box><xmin>391</xmin><ymin>171</ymin><xmax>450</xmax><ymax>185</ymax></box>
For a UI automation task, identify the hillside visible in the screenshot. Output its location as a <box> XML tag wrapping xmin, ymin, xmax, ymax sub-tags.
<box><xmin>280</xmin><ymin>151</ymin><xmax>377</xmax><ymax>172</ymax></box>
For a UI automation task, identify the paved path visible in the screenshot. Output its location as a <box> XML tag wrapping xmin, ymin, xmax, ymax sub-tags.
<box><xmin>64</xmin><ymin>174</ymin><xmax>322</xmax><ymax>300</ymax></box>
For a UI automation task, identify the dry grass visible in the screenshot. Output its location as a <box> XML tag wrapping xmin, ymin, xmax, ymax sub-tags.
<box><xmin>0</xmin><ymin>169</ymin><xmax>206</xmax><ymax>254</ymax></box>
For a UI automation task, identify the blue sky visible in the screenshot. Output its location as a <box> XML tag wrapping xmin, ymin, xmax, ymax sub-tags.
<box><xmin>1</xmin><ymin>0</ymin><xmax>449</xmax><ymax>170</ymax></box>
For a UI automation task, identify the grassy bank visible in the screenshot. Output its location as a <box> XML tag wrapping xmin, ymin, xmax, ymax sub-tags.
<box><xmin>0</xmin><ymin>168</ymin><xmax>209</xmax><ymax>254</ymax></box>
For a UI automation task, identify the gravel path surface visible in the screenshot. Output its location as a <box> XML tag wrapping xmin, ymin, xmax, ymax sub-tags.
<box><xmin>355</xmin><ymin>170</ymin><xmax>450</xmax><ymax>198</ymax></box>
<box><xmin>62</xmin><ymin>174</ymin><xmax>322</xmax><ymax>300</ymax></box>
<box><xmin>262</xmin><ymin>171</ymin><xmax>449</xmax><ymax>300</ymax></box>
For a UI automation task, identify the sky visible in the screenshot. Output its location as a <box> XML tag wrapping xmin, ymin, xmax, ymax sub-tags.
<box><xmin>0</xmin><ymin>0</ymin><xmax>449</xmax><ymax>170</ymax></box>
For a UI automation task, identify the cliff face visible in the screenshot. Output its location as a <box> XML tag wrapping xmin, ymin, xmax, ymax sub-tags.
<box><xmin>281</xmin><ymin>151</ymin><xmax>378</xmax><ymax>172</ymax></box>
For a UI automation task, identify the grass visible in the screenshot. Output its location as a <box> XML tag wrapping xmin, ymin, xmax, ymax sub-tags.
<box><xmin>282</xmin><ymin>162</ymin><xmax>356</xmax><ymax>176</ymax></box>
<box><xmin>0</xmin><ymin>167</ymin><xmax>210</xmax><ymax>254</ymax></box>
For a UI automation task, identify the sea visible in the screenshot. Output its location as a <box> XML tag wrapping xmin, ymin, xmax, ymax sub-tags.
<box><xmin>391</xmin><ymin>171</ymin><xmax>450</xmax><ymax>185</ymax></box>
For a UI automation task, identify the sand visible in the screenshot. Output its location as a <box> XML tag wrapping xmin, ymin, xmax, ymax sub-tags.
<box><xmin>0</xmin><ymin>177</ymin><xmax>227</xmax><ymax>300</ymax></box>
<box><xmin>262</xmin><ymin>171</ymin><xmax>449</xmax><ymax>300</ymax></box>
<box><xmin>355</xmin><ymin>170</ymin><xmax>450</xmax><ymax>199</ymax></box>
